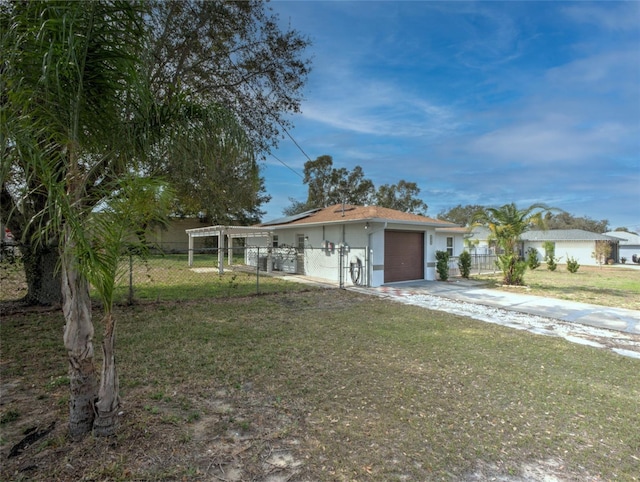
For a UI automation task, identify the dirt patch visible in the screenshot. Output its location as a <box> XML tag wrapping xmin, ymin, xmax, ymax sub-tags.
<box><xmin>1</xmin><ymin>382</ymin><xmax>307</xmax><ymax>481</ymax></box>
<box><xmin>466</xmin><ymin>459</ymin><xmax>602</xmax><ymax>481</ymax></box>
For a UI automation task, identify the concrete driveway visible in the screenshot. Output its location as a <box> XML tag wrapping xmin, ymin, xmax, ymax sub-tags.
<box><xmin>351</xmin><ymin>279</ymin><xmax>640</xmax><ymax>359</ymax></box>
<box><xmin>375</xmin><ymin>279</ymin><xmax>640</xmax><ymax>335</ymax></box>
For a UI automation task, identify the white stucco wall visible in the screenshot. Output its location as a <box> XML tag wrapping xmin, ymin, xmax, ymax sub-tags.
<box><xmin>434</xmin><ymin>233</ymin><xmax>465</xmax><ymax>257</ymax></box>
<box><xmin>266</xmin><ymin>223</ymin><xmax>371</xmax><ymax>286</ymax></box>
<box><xmin>523</xmin><ymin>240</ymin><xmax>600</xmax><ymax>266</ymax></box>
<box><xmin>244</xmin><ymin>222</ymin><xmax>461</xmax><ymax>287</ymax></box>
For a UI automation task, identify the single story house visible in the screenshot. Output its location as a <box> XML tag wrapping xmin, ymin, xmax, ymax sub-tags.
<box><xmin>464</xmin><ymin>227</ymin><xmax>621</xmax><ymax>266</ymax></box>
<box><xmin>520</xmin><ymin>229</ymin><xmax>620</xmax><ymax>266</ymax></box>
<box><xmin>186</xmin><ymin>204</ymin><xmax>463</xmax><ymax>287</ymax></box>
<box><xmin>463</xmin><ymin>226</ymin><xmax>494</xmax><ymax>254</ymax></box>
<box><xmin>604</xmin><ymin>231</ymin><xmax>640</xmax><ymax>263</ymax></box>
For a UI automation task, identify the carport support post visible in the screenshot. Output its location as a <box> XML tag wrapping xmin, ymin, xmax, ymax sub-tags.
<box><xmin>227</xmin><ymin>233</ymin><xmax>233</xmax><ymax>267</ymax></box>
<box><xmin>188</xmin><ymin>233</ymin><xmax>194</xmax><ymax>267</ymax></box>
<box><xmin>267</xmin><ymin>233</ymin><xmax>273</xmax><ymax>273</ymax></box>
<box><xmin>218</xmin><ymin>230</ymin><xmax>224</xmax><ymax>275</ymax></box>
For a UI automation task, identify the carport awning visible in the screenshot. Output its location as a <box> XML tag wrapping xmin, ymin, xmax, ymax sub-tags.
<box><xmin>185</xmin><ymin>225</ymin><xmax>274</xmax><ymax>267</ymax></box>
<box><xmin>185</xmin><ymin>225</ymin><xmax>274</xmax><ymax>238</ymax></box>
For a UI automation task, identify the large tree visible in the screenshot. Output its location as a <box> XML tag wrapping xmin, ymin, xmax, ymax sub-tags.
<box><xmin>145</xmin><ymin>0</ymin><xmax>310</xmax><ymax>222</ymax></box>
<box><xmin>374</xmin><ymin>180</ymin><xmax>428</xmax><ymax>215</ymax></box>
<box><xmin>473</xmin><ymin>203</ymin><xmax>556</xmax><ymax>285</ymax></box>
<box><xmin>146</xmin><ymin>0</ymin><xmax>310</xmax><ymax>154</ymax></box>
<box><xmin>1</xmin><ymin>0</ymin><xmax>311</xmax><ymax>304</ymax></box>
<box><xmin>283</xmin><ymin>155</ymin><xmax>375</xmax><ymax>215</ymax></box>
<box><xmin>283</xmin><ymin>155</ymin><xmax>428</xmax><ymax>216</ymax></box>
<box><xmin>1</xmin><ymin>0</ymin><xmax>253</xmax><ymax>438</ymax></box>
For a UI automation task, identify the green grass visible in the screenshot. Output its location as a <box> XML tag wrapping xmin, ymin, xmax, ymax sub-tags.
<box><xmin>1</xmin><ymin>290</ymin><xmax>638</xmax><ymax>480</ymax></box>
<box><xmin>112</xmin><ymin>253</ymin><xmax>310</xmax><ymax>303</ymax></box>
<box><xmin>0</xmin><ymin>254</ymin><xmax>309</xmax><ymax>303</ymax></box>
<box><xmin>473</xmin><ymin>264</ymin><xmax>640</xmax><ymax>310</ymax></box>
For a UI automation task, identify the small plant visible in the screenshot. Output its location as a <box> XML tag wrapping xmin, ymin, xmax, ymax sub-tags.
<box><xmin>526</xmin><ymin>248</ymin><xmax>540</xmax><ymax>270</ymax></box>
<box><xmin>592</xmin><ymin>241</ymin><xmax>612</xmax><ymax>268</ymax></box>
<box><xmin>546</xmin><ymin>256</ymin><xmax>558</xmax><ymax>272</ymax></box>
<box><xmin>566</xmin><ymin>256</ymin><xmax>580</xmax><ymax>274</ymax></box>
<box><xmin>457</xmin><ymin>251</ymin><xmax>472</xmax><ymax>279</ymax></box>
<box><xmin>621</xmin><ymin>257</ymin><xmax>627</xmax><ymax>264</ymax></box>
<box><xmin>435</xmin><ymin>250</ymin><xmax>450</xmax><ymax>281</ymax></box>
<box><xmin>217</xmin><ymin>272</ymin><xmax>239</xmax><ymax>297</ymax></box>
<box><xmin>0</xmin><ymin>409</ymin><xmax>20</xmax><ymax>425</ymax></box>
<box><xmin>496</xmin><ymin>254</ymin><xmax>527</xmax><ymax>285</ymax></box>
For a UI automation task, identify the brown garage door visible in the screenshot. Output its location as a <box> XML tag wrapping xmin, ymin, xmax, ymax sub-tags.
<box><xmin>384</xmin><ymin>231</ymin><xmax>424</xmax><ymax>283</ymax></box>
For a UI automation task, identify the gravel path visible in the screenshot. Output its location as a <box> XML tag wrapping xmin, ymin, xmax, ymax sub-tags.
<box><xmin>367</xmin><ymin>288</ymin><xmax>640</xmax><ymax>360</ymax></box>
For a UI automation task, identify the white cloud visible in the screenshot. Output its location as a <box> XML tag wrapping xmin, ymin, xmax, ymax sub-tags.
<box><xmin>562</xmin><ymin>3</ymin><xmax>640</xmax><ymax>32</ymax></box>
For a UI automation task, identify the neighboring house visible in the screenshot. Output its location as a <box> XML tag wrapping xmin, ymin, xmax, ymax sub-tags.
<box><xmin>145</xmin><ymin>217</ymin><xmax>211</xmax><ymax>252</ymax></box>
<box><xmin>465</xmin><ymin>227</ymin><xmax>621</xmax><ymax>266</ymax></box>
<box><xmin>604</xmin><ymin>231</ymin><xmax>640</xmax><ymax>263</ymax></box>
<box><xmin>520</xmin><ymin>229</ymin><xmax>620</xmax><ymax>266</ymax></box>
<box><xmin>464</xmin><ymin>226</ymin><xmax>494</xmax><ymax>254</ymax></box>
<box><xmin>186</xmin><ymin>204</ymin><xmax>462</xmax><ymax>287</ymax></box>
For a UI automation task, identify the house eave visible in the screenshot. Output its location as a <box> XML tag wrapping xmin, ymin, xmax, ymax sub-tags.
<box><xmin>265</xmin><ymin>217</ymin><xmax>453</xmax><ymax>230</ymax></box>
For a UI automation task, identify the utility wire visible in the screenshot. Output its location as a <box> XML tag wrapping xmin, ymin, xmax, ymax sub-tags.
<box><xmin>271</xmin><ymin>152</ymin><xmax>304</xmax><ymax>179</ymax></box>
<box><xmin>225</xmin><ymin>52</ymin><xmax>311</xmax><ymax>177</ymax></box>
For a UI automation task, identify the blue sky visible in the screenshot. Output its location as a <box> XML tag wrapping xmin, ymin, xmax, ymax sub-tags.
<box><xmin>261</xmin><ymin>1</ymin><xmax>640</xmax><ymax>230</ymax></box>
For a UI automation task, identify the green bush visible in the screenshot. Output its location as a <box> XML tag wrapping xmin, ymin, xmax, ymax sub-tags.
<box><xmin>566</xmin><ymin>256</ymin><xmax>580</xmax><ymax>274</ymax></box>
<box><xmin>496</xmin><ymin>254</ymin><xmax>527</xmax><ymax>285</ymax></box>
<box><xmin>546</xmin><ymin>256</ymin><xmax>558</xmax><ymax>272</ymax></box>
<box><xmin>435</xmin><ymin>250</ymin><xmax>450</xmax><ymax>281</ymax></box>
<box><xmin>526</xmin><ymin>248</ymin><xmax>540</xmax><ymax>270</ymax></box>
<box><xmin>457</xmin><ymin>251</ymin><xmax>472</xmax><ymax>279</ymax></box>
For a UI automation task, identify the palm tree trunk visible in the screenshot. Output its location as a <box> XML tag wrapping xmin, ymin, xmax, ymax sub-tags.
<box><xmin>93</xmin><ymin>312</ymin><xmax>120</xmax><ymax>436</ymax></box>
<box><xmin>61</xmin><ymin>249</ymin><xmax>98</xmax><ymax>439</ymax></box>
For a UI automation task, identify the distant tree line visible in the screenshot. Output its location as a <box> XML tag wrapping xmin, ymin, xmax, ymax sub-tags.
<box><xmin>437</xmin><ymin>204</ymin><xmax>625</xmax><ymax>233</ymax></box>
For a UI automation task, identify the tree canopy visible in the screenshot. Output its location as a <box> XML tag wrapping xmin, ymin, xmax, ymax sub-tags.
<box><xmin>373</xmin><ymin>180</ymin><xmax>428</xmax><ymax>215</ymax></box>
<box><xmin>440</xmin><ymin>204</ymin><xmax>611</xmax><ymax>233</ymax></box>
<box><xmin>543</xmin><ymin>212</ymin><xmax>609</xmax><ymax>233</ymax></box>
<box><xmin>144</xmin><ymin>0</ymin><xmax>311</xmax><ymax>223</ymax></box>
<box><xmin>283</xmin><ymin>155</ymin><xmax>428</xmax><ymax>216</ymax></box>
<box><xmin>437</xmin><ymin>204</ymin><xmax>485</xmax><ymax>226</ymax></box>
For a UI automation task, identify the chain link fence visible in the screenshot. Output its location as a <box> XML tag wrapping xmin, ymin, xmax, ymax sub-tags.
<box><xmin>2</xmin><ymin>242</ymin><xmax>496</xmax><ymax>305</ymax></box>
<box><xmin>0</xmin><ymin>244</ymin><xmax>368</xmax><ymax>304</ymax></box>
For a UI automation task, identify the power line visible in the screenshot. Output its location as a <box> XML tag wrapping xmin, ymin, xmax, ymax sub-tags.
<box><xmin>224</xmin><ymin>52</ymin><xmax>311</xmax><ymax>178</ymax></box>
<box><xmin>280</xmin><ymin>124</ymin><xmax>312</xmax><ymax>163</ymax></box>
<box><xmin>271</xmin><ymin>152</ymin><xmax>304</xmax><ymax>179</ymax></box>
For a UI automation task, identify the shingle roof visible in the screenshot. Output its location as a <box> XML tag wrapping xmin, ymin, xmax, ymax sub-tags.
<box><xmin>604</xmin><ymin>231</ymin><xmax>640</xmax><ymax>245</ymax></box>
<box><xmin>520</xmin><ymin>229</ymin><xmax>619</xmax><ymax>242</ymax></box>
<box><xmin>260</xmin><ymin>204</ymin><xmax>458</xmax><ymax>228</ymax></box>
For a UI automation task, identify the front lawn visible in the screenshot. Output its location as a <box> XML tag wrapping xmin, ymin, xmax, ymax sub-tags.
<box><xmin>1</xmin><ymin>290</ymin><xmax>638</xmax><ymax>481</ymax></box>
<box><xmin>473</xmin><ymin>265</ymin><xmax>640</xmax><ymax>310</ymax></box>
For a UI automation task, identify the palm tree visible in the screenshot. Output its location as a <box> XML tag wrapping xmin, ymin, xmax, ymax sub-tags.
<box><xmin>473</xmin><ymin>203</ymin><xmax>556</xmax><ymax>285</ymax></box>
<box><xmin>2</xmin><ymin>1</ymin><xmax>252</xmax><ymax>438</ymax></box>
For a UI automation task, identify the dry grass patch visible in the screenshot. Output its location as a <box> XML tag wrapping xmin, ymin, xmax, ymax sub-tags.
<box><xmin>2</xmin><ymin>290</ymin><xmax>639</xmax><ymax>481</ymax></box>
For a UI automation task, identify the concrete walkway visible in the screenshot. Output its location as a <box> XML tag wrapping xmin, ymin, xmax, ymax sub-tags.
<box><xmin>362</xmin><ymin>279</ymin><xmax>640</xmax><ymax>335</ymax></box>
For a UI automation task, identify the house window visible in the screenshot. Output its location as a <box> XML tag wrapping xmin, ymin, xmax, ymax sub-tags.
<box><xmin>297</xmin><ymin>234</ymin><xmax>305</xmax><ymax>251</ymax></box>
<box><xmin>272</xmin><ymin>235</ymin><xmax>279</xmax><ymax>248</ymax></box>
<box><xmin>446</xmin><ymin>237</ymin><xmax>454</xmax><ymax>256</ymax></box>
